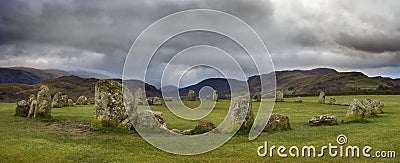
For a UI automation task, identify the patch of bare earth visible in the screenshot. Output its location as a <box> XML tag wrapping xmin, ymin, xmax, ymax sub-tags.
<box><xmin>43</xmin><ymin>121</ymin><xmax>91</xmax><ymax>133</ymax></box>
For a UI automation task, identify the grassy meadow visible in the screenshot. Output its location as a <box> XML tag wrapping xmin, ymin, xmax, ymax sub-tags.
<box><xmin>0</xmin><ymin>95</ymin><xmax>399</xmax><ymax>162</ymax></box>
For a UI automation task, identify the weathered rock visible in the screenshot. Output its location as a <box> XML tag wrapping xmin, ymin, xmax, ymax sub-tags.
<box><xmin>28</xmin><ymin>100</ymin><xmax>37</xmax><ymax>117</ymax></box>
<box><xmin>15</xmin><ymin>100</ymin><xmax>29</xmax><ymax>117</ymax></box>
<box><xmin>67</xmin><ymin>99</ymin><xmax>74</xmax><ymax>107</ymax></box>
<box><xmin>343</xmin><ymin>99</ymin><xmax>366</xmax><ymax>123</ymax></box>
<box><xmin>188</xmin><ymin>90</ymin><xmax>196</xmax><ymax>101</ymax></box>
<box><xmin>318</xmin><ymin>91</ymin><xmax>325</xmax><ymax>104</ymax></box>
<box><xmin>329</xmin><ymin>98</ymin><xmax>336</xmax><ymax>105</ymax></box>
<box><xmin>253</xmin><ymin>92</ymin><xmax>261</xmax><ymax>102</ymax></box>
<box><xmin>261</xmin><ymin>114</ymin><xmax>291</xmax><ymax>132</ymax></box>
<box><xmin>93</xmin><ymin>79</ymin><xmax>135</xmax><ymax>130</ymax></box>
<box><xmin>51</xmin><ymin>92</ymin><xmax>64</xmax><ymax>108</ymax></box>
<box><xmin>309</xmin><ymin>114</ymin><xmax>338</xmax><ymax>126</ymax></box>
<box><xmin>34</xmin><ymin>85</ymin><xmax>51</xmax><ymax>119</ymax></box>
<box><xmin>28</xmin><ymin>94</ymin><xmax>36</xmax><ymax>106</ymax></box>
<box><xmin>147</xmin><ymin>97</ymin><xmax>162</xmax><ymax>105</ymax></box>
<box><xmin>371</xmin><ymin>100</ymin><xmax>384</xmax><ymax>114</ymax></box>
<box><xmin>88</xmin><ymin>97</ymin><xmax>95</xmax><ymax>104</ymax></box>
<box><xmin>295</xmin><ymin>96</ymin><xmax>303</xmax><ymax>103</ymax></box>
<box><xmin>134</xmin><ymin>88</ymin><xmax>144</xmax><ymax>105</ymax></box>
<box><xmin>76</xmin><ymin>96</ymin><xmax>88</xmax><ymax>105</ymax></box>
<box><xmin>276</xmin><ymin>91</ymin><xmax>285</xmax><ymax>102</ymax></box>
<box><xmin>61</xmin><ymin>95</ymin><xmax>69</xmax><ymax>107</ymax></box>
<box><xmin>213</xmin><ymin>90</ymin><xmax>219</xmax><ymax>101</ymax></box>
<box><xmin>133</xmin><ymin>110</ymin><xmax>168</xmax><ymax>132</ymax></box>
<box><xmin>222</xmin><ymin>96</ymin><xmax>254</xmax><ymax>133</ymax></box>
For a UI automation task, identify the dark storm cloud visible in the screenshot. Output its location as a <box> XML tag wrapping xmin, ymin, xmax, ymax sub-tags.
<box><xmin>0</xmin><ymin>0</ymin><xmax>399</xmax><ymax>81</ymax></box>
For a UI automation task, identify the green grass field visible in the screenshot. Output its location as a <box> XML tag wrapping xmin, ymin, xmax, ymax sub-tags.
<box><xmin>0</xmin><ymin>95</ymin><xmax>399</xmax><ymax>162</ymax></box>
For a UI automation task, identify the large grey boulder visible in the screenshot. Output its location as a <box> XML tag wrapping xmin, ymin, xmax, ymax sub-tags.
<box><xmin>221</xmin><ymin>96</ymin><xmax>254</xmax><ymax>133</ymax></box>
<box><xmin>318</xmin><ymin>91</ymin><xmax>326</xmax><ymax>104</ymax></box>
<box><xmin>309</xmin><ymin>114</ymin><xmax>338</xmax><ymax>126</ymax></box>
<box><xmin>93</xmin><ymin>79</ymin><xmax>135</xmax><ymax>130</ymax></box>
<box><xmin>256</xmin><ymin>113</ymin><xmax>291</xmax><ymax>133</ymax></box>
<box><xmin>275</xmin><ymin>91</ymin><xmax>285</xmax><ymax>102</ymax></box>
<box><xmin>133</xmin><ymin>110</ymin><xmax>168</xmax><ymax>132</ymax></box>
<box><xmin>34</xmin><ymin>85</ymin><xmax>51</xmax><ymax>119</ymax></box>
<box><xmin>343</xmin><ymin>99</ymin><xmax>366</xmax><ymax>123</ymax></box>
<box><xmin>76</xmin><ymin>96</ymin><xmax>88</xmax><ymax>105</ymax></box>
<box><xmin>15</xmin><ymin>100</ymin><xmax>29</xmax><ymax>117</ymax></box>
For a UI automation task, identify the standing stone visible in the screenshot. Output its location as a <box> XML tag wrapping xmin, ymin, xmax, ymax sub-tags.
<box><xmin>213</xmin><ymin>90</ymin><xmax>218</xmax><ymax>101</ymax></box>
<box><xmin>51</xmin><ymin>92</ymin><xmax>63</xmax><ymax>108</ymax></box>
<box><xmin>276</xmin><ymin>91</ymin><xmax>285</xmax><ymax>102</ymax></box>
<box><xmin>164</xmin><ymin>97</ymin><xmax>173</xmax><ymax>101</ymax></box>
<box><xmin>134</xmin><ymin>88</ymin><xmax>144</xmax><ymax>105</ymax></box>
<box><xmin>309</xmin><ymin>114</ymin><xmax>338</xmax><ymax>126</ymax></box>
<box><xmin>187</xmin><ymin>120</ymin><xmax>216</xmax><ymax>135</ymax></box>
<box><xmin>15</xmin><ymin>100</ymin><xmax>29</xmax><ymax>117</ymax></box>
<box><xmin>262</xmin><ymin>113</ymin><xmax>291</xmax><ymax>132</ymax></box>
<box><xmin>329</xmin><ymin>98</ymin><xmax>336</xmax><ymax>105</ymax></box>
<box><xmin>34</xmin><ymin>85</ymin><xmax>51</xmax><ymax>119</ymax></box>
<box><xmin>67</xmin><ymin>99</ymin><xmax>74</xmax><ymax>107</ymax></box>
<box><xmin>295</xmin><ymin>96</ymin><xmax>303</xmax><ymax>103</ymax></box>
<box><xmin>318</xmin><ymin>91</ymin><xmax>326</xmax><ymax>104</ymax></box>
<box><xmin>343</xmin><ymin>99</ymin><xmax>366</xmax><ymax>123</ymax></box>
<box><xmin>28</xmin><ymin>94</ymin><xmax>36</xmax><ymax>106</ymax></box>
<box><xmin>76</xmin><ymin>96</ymin><xmax>88</xmax><ymax>105</ymax></box>
<box><xmin>28</xmin><ymin>100</ymin><xmax>37</xmax><ymax>117</ymax></box>
<box><xmin>188</xmin><ymin>90</ymin><xmax>196</xmax><ymax>101</ymax></box>
<box><xmin>93</xmin><ymin>79</ymin><xmax>135</xmax><ymax>130</ymax></box>
<box><xmin>61</xmin><ymin>95</ymin><xmax>69</xmax><ymax>107</ymax></box>
<box><xmin>222</xmin><ymin>96</ymin><xmax>254</xmax><ymax>133</ymax></box>
<box><xmin>253</xmin><ymin>92</ymin><xmax>261</xmax><ymax>102</ymax></box>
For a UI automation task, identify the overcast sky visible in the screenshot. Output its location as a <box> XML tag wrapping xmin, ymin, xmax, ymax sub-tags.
<box><xmin>1</xmin><ymin>0</ymin><xmax>399</xmax><ymax>86</ymax></box>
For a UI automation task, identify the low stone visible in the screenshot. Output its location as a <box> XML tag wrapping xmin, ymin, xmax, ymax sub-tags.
<box><xmin>309</xmin><ymin>114</ymin><xmax>338</xmax><ymax>126</ymax></box>
<box><xmin>163</xmin><ymin>97</ymin><xmax>173</xmax><ymax>101</ymax></box>
<box><xmin>329</xmin><ymin>98</ymin><xmax>336</xmax><ymax>105</ymax></box>
<box><xmin>318</xmin><ymin>91</ymin><xmax>326</xmax><ymax>104</ymax></box>
<box><xmin>276</xmin><ymin>91</ymin><xmax>285</xmax><ymax>102</ymax></box>
<box><xmin>295</xmin><ymin>96</ymin><xmax>303</xmax><ymax>103</ymax></box>
<box><xmin>133</xmin><ymin>110</ymin><xmax>168</xmax><ymax>132</ymax></box>
<box><xmin>147</xmin><ymin>97</ymin><xmax>162</xmax><ymax>105</ymax></box>
<box><xmin>341</xmin><ymin>103</ymin><xmax>350</xmax><ymax>106</ymax></box>
<box><xmin>189</xmin><ymin>120</ymin><xmax>216</xmax><ymax>135</ymax></box>
<box><xmin>221</xmin><ymin>96</ymin><xmax>254</xmax><ymax>133</ymax></box>
<box><xmin>371</xmin><ymin>100</ymin><xmax>384</xmax><ymax>114</ymax></box>
<box><xmin>34</xmin><ymin>85</ymin><xmax>51</xmax><ymax>119</ymax></box>
<box><xmin>262</xmin><ymin>113</ymin><xmax>291</xmax><ymax>132</ymax></box>
<box><xmin>15</xmin><ymin>100</ymin><xmax>29</xmax><ymax>117</ymax></box>
<box><xmin>76</xmin><ymin>96</ymin><xmax>88</xmax><ymax>105</ymax></box>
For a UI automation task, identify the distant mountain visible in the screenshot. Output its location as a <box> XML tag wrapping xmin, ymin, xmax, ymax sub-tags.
<box><xmin>178</xmin><ymin>78</ymin><xmax>248</xmax><ymax>99</ymax></box>
<box><xmin>0</xmin><ymin>67</ymin><xmax>111</xmax><ymax>84</ymax></box>
<box><xmin>0</xmin><ymin>75</ymin><xmax>160</xmax><ymax>102</ymax></box>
